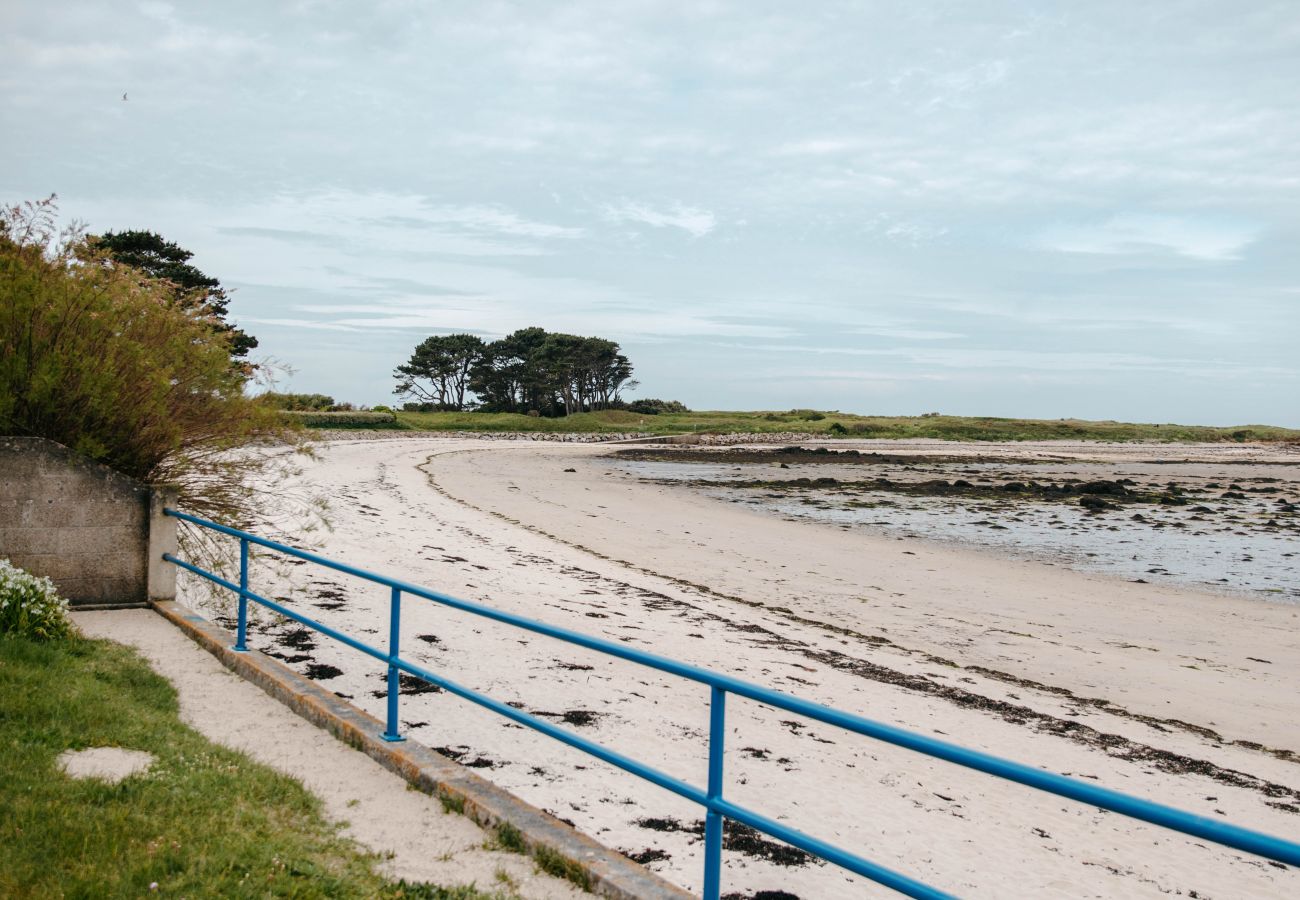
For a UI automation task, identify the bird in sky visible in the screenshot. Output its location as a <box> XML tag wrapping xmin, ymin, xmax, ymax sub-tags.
<box><xmin>122</xmin><ymin>93</ymin><xmax>128</xmax><ymax>101</ymax></box>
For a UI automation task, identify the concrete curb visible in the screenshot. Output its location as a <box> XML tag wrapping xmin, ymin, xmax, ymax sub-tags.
<box><xmin>150</xmin><ymin>600</ymin><xmax>693</xmax><ymax>900</ymax></box>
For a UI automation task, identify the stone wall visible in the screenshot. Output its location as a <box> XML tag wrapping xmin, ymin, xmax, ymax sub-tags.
<box><xmin>0</xmin><ymin>437</ymin><xmax>176</xmax><ymax>607</ymax></box>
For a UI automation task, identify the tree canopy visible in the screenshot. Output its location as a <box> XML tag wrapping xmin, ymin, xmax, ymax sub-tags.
<box><xmin>394</xmin><ymin>327</ymin><xmax>636</xmax><ymax>416</ymax></box>
<box><xmin>393</xmin><ymin>334</ymin><xmax>485</xmax><ymax>411</ymax></box>
<box><xmin>91</xmin><ymin>229</ymin><xmax>258</xmax><ymax>363</ymax></box>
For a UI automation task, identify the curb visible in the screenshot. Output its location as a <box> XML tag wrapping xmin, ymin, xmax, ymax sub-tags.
<box><xmin>150</xmin><ymin>600</ymin><xmax>693</xmax><ymax>900</ymax></box>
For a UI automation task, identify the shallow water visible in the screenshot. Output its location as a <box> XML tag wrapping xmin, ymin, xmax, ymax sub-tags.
<box><xmin>617</xmin><ymin>459</ymin><xmax>1300</xmax><ymax>603</ymax></box>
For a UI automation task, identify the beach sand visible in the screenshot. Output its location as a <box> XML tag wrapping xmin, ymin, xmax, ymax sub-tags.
<box><xmin>180</xmin><ymin>436</ymin><xmax>1299</xmax><ymax>898</ymax></box>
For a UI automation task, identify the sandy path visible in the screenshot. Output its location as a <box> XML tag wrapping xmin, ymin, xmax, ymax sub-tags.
<box><xmin>181</xmin><ymin>437</ymin><xmax>1299</xmax><ymax>899</ymax></box>
<box><xmin>72</xmin><ymin>608</ymin><xmax>582</xmax><ymax>899</ymax></box>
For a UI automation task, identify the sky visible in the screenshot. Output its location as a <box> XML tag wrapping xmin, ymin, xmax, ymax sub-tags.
<box><xmin>3</xmin><ymin>1</ymin><xmax>1298</xmax><ymax>425</ymax></box>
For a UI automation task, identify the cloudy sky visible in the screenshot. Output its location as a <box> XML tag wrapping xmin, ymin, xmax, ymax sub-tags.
<box><xmin>4</xmin><ymin>1</ymin><xmax>1298</xmax><ymax>424</ymax></box>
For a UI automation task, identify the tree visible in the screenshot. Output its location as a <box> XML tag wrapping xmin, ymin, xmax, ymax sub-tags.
<box><xmin>393</xmin><ymin>334</ymin><xmax>485</xmax><ymax>411</ymax></box>
<box><xmin>90</xmin><ymin>229</ymin><xmax>258</xmax><ymax>363</ymax></box>
<box><xmin>467</xmin><ymin>326</ymin><xmax>551</xmax><ymax>413</ymax></box>
<box><xmin>396</xmin><ymin>326</ymin><xmax>636</xmax><ymax>417</ymax></box>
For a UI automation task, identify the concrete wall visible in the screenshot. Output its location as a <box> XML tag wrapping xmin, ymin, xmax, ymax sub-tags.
<box><xmin>0</xmin><ymin>437</ymin><xmax>176</xmax><ymax>607</ymax></box>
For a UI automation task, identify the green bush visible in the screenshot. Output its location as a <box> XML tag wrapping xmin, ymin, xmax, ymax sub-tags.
<box><xmin>257</xmin><ymin>392</ymin><xmax>337</xmax><ymax>411</ymax></box>
<box><xmin>628</xmin><ymin>398</ymin><xmax>690</xmax><ymax>415</ymax></box>
<box><xmin>0</xmin><ymin>559</ymin><xmax>74</xmax><ymax>641</ymax></box>
<box><xmin>280</xmin><ymin>410</ymin><xmax>400</xmax><ymax>429</ymax></box>
<box><xmin>0</xmin><ymin>197</ymin><xmax>303</xmax><ymax>537</ymax></box>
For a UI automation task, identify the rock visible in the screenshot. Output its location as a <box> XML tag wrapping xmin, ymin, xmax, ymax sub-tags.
<box><xmin>58</xmin><ymin>747</ymin><xmax>155</xmax><ymax>783</ymax></box>
<box><xmin>1080</xmin><ymin>480</ymin><xmax>1130</xmax><ymax>497</ymax></box>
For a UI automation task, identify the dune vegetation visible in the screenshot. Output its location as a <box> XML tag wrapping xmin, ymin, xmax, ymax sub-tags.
<box><xmin>379</xmin><ymin>408</ymin><xmax>1300</xmax><ymax>443</ymax></box>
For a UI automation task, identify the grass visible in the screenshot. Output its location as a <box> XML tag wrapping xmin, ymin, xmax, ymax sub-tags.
<box><xmin>487</xmin><ymin>821</ymin><xmax>591</xmax><ymax>893</ymax></box>
<box><xmin>384</xmin><ymin>408</ymin><xmax>1300</xmax><ymax>443</ymax></box>
<box><xmin>533</xmin><ymin>845</ymin><xmax>592</xmax><ymax>892</ymax></box>
<box><xmin>0</xmin><ymin>634</ymin><xmax>499</xmax><ymax>899</ymax></box>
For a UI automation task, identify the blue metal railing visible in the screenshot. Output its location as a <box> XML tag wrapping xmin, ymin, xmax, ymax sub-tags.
<box><xmin>162</xmin><ymin>508</ymin><xmax>1300</xmax><ymax>898</ymax></box>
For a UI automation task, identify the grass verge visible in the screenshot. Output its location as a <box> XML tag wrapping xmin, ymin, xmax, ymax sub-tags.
<box><xmin>0</xmin><ymin>634</ymin><xmax>497</xmax><ymax>899</ymax></box>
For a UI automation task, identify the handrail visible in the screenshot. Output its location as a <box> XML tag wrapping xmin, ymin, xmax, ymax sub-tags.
<box><xmin>163</xmin><ymin>508</ymin><xmax>1300</xmax><ymax>899</ymax></box>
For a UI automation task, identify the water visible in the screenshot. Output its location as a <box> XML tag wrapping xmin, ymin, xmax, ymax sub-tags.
<box><xmin>616</xmin><ymin>459</ymin><xmax>1300</xmax><ymax>603</ymax></box>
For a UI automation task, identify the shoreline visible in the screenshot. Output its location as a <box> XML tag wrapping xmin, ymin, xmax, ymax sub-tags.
<box><xmin>606</xmin><ymin>442</ymin><xmax>1300</xmax><ymax>604</ymax></box>
<box><xmin>180</xmin><ymin>436</ymin><xmax>1300</xmax><ymax>898</ymax></box>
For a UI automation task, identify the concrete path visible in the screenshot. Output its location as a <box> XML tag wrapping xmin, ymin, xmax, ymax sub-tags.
<box><xmin>73</xmin><ymin>609</ymin><xmax>584</xmax><ymax>900</ymax></box>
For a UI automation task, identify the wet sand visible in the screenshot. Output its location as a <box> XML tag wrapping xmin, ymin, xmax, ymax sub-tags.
<box><xmin>612</xmin><ymin>443</ymin><xmax>1300</xmax><ymax>601</ymax></box>
<box><xmin>180</xmin><ymin>436</ymin><xmax>1299</xmax><ymax>899</ymax></box>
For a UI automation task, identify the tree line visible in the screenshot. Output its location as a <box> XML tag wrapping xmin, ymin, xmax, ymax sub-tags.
<box><xmin>394</xmin><ymin>327</ymin><xmax>638</xmax><ymax>417</ymax></box>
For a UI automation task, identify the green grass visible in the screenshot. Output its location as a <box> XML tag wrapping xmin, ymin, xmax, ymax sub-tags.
<box><xmin>0</xmin><ymin>634</ymin><xmax>498</xmax><ymax>899</ymax></box>
<box><xmin>386</xmin><ymin>409</ymin><xmax>1300</xmax><ymax>443</ymax></box>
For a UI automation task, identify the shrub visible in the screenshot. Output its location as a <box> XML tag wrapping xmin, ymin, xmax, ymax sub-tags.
<box><xmin>828</xmin><ymin>422</ymin><xmax>848</xmax><ymax>435</ymax></box>
<box><xmin>0</xmin><ymin>197</ymin><xmax>310</xmax><ymax>556</ymax></box>
<box><xmin>0</xmin><ymin>559</ymin><xmax>74</xmax><ymax>641</ymax></box>
<box><xmin>789</xmin><ymin>409</ymin><xmax>826</xmax><ymax>421</ymax></box>
<box><xmin>628</xmin><ymin>398</ymin><xmax>689</xmax><ymax>414</ymax></box>
<box><xmin>257</xmin><ymin>392</ymin><xmax>337</xmax><ymax>411</ymax></box>
<box><xmin>279</xmin><ymin>410</ymin><xmax>399</xmax><ymax>428</ymax></box>
<box><xmin>850</xmin><ymin>422</ymin><xmax>886</xmax><ymax>435</ymax></box>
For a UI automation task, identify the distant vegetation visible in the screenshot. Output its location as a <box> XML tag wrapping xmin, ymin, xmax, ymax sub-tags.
<box><xmin>279</xmin><ymin>410</ymin><xmax>400</xmax><ymax>429</ymax></box>
<box><xmin>377</xmin><ymin>408</ymin><xmax>1300</xmax><ymax>442</ymax></box>
<box><xmin>394</xmin><ymin>327</ymin><xmax>635</xmax><ymax>416</ymax></box>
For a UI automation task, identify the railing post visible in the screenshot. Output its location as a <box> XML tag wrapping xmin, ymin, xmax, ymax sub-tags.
<box><xmin>233</xmin><ymin>537</ymin><xmax>249</xmax><ymax>652</ymax></box>
<box><xmin>703</xmin><ymin>686</ymin><xmax>727</xmax><ymax>900</ymax></box>
<box><xmin>382</xmin><ymin>586</ymin><xmax>405</xmax><ymax>742</ymax></box>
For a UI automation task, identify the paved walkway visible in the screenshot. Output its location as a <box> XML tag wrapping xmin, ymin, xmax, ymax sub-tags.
<box><xmin>73</xmin><ymin>609</ymin><xmax>583</xmax><ymax>900</ymax></box>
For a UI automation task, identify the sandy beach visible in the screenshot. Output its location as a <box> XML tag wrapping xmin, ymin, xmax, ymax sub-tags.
<box><xmin>179</xmin><ymin>436</ymin><xmax>1299</xmax><ymax>899</ymax></box>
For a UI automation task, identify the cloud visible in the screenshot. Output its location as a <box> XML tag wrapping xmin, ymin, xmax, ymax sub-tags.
<box><xmin>370</xmin><ymin>206</ymin><xmax>583</xmax><ymax>240</ymax></box>
<box><xmin>731</xmin><ymin>343</ymin><xmax>1296</xmax><ymax>380</ymax></box>
<box><xmin>602</xmin><ymin>201</ymin><xmax>717</xmax><ymax>238</ymax></box>
<box><xmin>851</xmin><ymin>326</ymin><xmax>963</xmax><ymax>341</ymax></box>
<box><xmin>8</xmin><ymin>39</ymin><xmax>130</xmax><ymax>67</ymax></box>
<box><xmin>1037</xmin><ymin>214</ymin><xmax>1258</xmax><ymax>261</ymax></box>
<box><xmin>773</xmin><ymin>139</ymin><xmax>862</xmax><ymax>156</ymax></box>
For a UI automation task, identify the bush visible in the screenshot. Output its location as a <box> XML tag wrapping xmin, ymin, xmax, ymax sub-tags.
<box><xmin>257</xmin><ymin>392</ymin><xmax>336</xmax><ymax>411</ymax></box>
<box><xmin>850</xmin><ymin>422</ymin><xmax>886</xmax><ymax>435</ymax></box>
<box><xmin>279</xmin><ymin>410</ymin><xmax>399</xmax><ymax>428</ymax></box>
<box><xmin>0</xmin><ymin>197</ymin><xmax>307</xmax><ymax>546</ymax></box>
<box><xmin>789</xmin><ymin>409</ymin><xmax>826</xmax><ymax>421</ymax></box>
<box><xmin>0</xmin><ymin>559</ymin><xmax>74</xmax><ymax>641</ymax></box>
<box><xmin>628</xmin><ymin>398</ymin><xmax>690</xmax><ymax>414</ymax></box>
<box><xmin>828</xmin><ymin>422</ymin><xmax>848</xmax><ymax>435</ymax></box>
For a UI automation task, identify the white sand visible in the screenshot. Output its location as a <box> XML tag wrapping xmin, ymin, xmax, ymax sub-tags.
<box><xmin>180</xmin><ymin>437</ymin><xmax>1299</xmax><ymax>899</ymax></box>
<box><xmin>58</xmin><ymin>747</ymin><xmax>155</xmax><ymax>783</ymax></box>
<box><xmin>72</xmin><ymin>609</ymin><xmax>582</xmax><ymax>899</ymax></box>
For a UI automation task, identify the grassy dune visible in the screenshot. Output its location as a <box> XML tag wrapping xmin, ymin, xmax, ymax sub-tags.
<box><xmin>389</xmin><ymin>409</ymin><xmax>1300</xmax><ymax>443</ymax></box>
